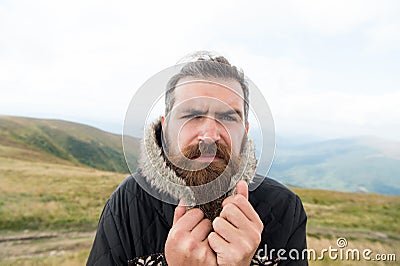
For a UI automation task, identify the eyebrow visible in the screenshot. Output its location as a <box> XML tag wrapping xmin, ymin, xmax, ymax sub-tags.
<box><xmin>180</xmin><ymin>108</ymin><xmax>208</xmax><ymax>116</ymax></box>
<box><xmin>180</xmin><ymin>108</ymin><xmax>243</xmax><ymax>119</ymax></box>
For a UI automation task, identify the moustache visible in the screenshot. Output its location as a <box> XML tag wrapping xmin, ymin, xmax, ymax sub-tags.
<box><xmin>180</xmin><ymin>141</ymin><xmax>232</xmax><ymax>165</ymax></box>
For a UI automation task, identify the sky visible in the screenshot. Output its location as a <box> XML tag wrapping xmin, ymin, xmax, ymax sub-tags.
<box><xmin>1</xmin><ymin>0</ymin><xmax>399</xmax><ymax>141</ymax></box>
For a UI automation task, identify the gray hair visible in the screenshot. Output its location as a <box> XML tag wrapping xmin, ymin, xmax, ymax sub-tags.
<box><xmin>165</xmin><ymin>53</ymin><xmax>249</xmax><ymax>122</ymax></box>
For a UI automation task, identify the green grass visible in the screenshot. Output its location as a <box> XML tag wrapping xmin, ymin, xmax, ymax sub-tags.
<box><xmin>292</xmin><ymin>187</ymin><xmax>400</xmax><ymax>236</ymax></box>
<box><xmin>0</xmin><ymin>151</ymin><xmax>126</xmax><ymax>232</ymax></box>
<box><xmin>1</xmin><ymin>151</ymin><xmax>398</xmax><ymax>265</ymax></box>
<box><xmin>0</xmin><ymin>116</ymin><xmax>399</xmax><ymax>265</ymax></box>
<box><xmin>0</xmin><ymin>115</ymin><xmax>140</xmax><ymax>173</ymax></box>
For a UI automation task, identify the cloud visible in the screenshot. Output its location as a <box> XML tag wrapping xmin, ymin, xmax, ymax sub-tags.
<box><xmin>196</xmin><ymin>0</ymin><xmax>394</xmax><ymax>38</ymax></box>
<box><xmin>0</xmin><ymin>0</ymin><xmax>399</xmax><ymax>140</ymax></box>
<box><xmin>365</xmin><ymin>22</ymin><xmax>400</xmax><ymax>53</ymax></box>
<box><xmin>273</xmin><ymin>90</ymin><xmax>400</xmax><ymax>140</ymax></box>
<box><xmin>211</xmin><ymin>47</ymin><xmax>400</xmax><ymax>140</ymax></box>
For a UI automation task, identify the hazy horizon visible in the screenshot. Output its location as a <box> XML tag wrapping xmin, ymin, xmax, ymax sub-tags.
<box><xmin>2</xmin><ymin>113</ymin><xmax>400</xmax><ymax>146</ymax></box>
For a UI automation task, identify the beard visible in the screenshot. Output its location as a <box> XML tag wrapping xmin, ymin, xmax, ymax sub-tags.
<box><xmin>165</xmin><ymin>141</ymin><xmax>240</xmax><ymax>221</ymax></box>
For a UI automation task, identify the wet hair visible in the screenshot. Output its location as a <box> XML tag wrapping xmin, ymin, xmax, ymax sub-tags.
<box><xmin>165</xmin><ymin>52</ymin><xmax>249</xmax><ymax>122</ymax></box>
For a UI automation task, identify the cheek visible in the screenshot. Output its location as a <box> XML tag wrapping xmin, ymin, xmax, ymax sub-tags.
<box><xmin>167</xmin><ymin>122</ymin><xmax>195</xmax><ymax>151</ymax></box>
<box><xmin>224</xmin><ymin>126</ymin><xmax>246</xmax><ymax>154</ymax></box>
<box><xmin>177</xmin><ymin>123</ymin><xmax>197</xmax><ymax>146</ymax></box>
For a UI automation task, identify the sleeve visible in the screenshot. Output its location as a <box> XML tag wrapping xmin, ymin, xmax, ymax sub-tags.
<box><xmin>251</xmin><ymin>194</ymin><xmax>308</xmax><ymax>266</ymax></box>
<box><xmin>279</xmin><ymin>195</ymin><xmax>308</xmax><ymax>266</ymax></box>
<box><xmin>87</xmin><ymin>200</ymin><xmax>126</xmax><ymax>265</ymax></box>
<box><xmin>87</xmin><ymin>201</ymin><xmax>168</xmax><ymax>265</ymax></box>
<box><xmin>87</xmin><ymin>183</ymin><xmax>169</xmax><ymax>266</ymax></box>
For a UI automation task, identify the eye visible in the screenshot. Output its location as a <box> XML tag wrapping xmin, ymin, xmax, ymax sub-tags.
<box><xmin>221</xmin><ymin>115</ymin><xmax>237</xmax><ymax>122</ymax></box>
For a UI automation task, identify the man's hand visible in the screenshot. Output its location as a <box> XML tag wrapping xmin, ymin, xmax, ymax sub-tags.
<box><xmin>208</xmin><ymin>181</ymin><xmax>263</xmax><ymax>266</ymax></box>
<box><xmin>165</xmin><ymin>202</ymin><xmax>217</xmax><ymax>266</ymax></box>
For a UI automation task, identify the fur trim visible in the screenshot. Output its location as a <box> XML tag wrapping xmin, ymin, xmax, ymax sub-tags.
<box><xmin>139</xmin><ymin>118</ymin><xmax>257</xmax><ymax>206</ymax></box>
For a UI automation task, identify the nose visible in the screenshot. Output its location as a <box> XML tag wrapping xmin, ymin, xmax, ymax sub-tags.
<box><xmin>198</xmin><ymin>117</ymin><xmax>221</xmax><ymax>143</ymax></box>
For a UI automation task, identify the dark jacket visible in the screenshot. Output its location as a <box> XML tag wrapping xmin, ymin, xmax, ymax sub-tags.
<box><xmin>88</xmin><ymin>120</ymin><xmax>308</xmax><ymax>265</ymax></box>
<box><xmin>87</xmin><ymin>172</ymin><xmax>308</xmax><ymax>265</ymax></box>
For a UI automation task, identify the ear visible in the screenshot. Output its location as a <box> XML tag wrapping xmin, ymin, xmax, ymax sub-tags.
<box><xmin>161</xmin><ymin>115</ymin><xmax>165</xmax><ymax>127</ymax></box>
<box><xmin>245</xmin><ymin>122</ymin><xmax>249</xmax><ymax>135</ymax></box>
<box><xmin>161</xmin><ymin>116</ymin><xmax>166</xmax><ymax>136</ymax></box>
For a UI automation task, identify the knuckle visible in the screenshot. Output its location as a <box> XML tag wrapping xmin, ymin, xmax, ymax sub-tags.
<box><xmin>238</xmin><ymin>240</ymin><xmax>255</xmax><ymax>258</ymax></box>
<box><xmin>199</xmin><ymin>244</ymin><xmax>211</xmax><ymax>258</ymax></box>
<box><xmin>248</xmin><ymin>231</ymin><xmax>261</xmax><ymax>248</ymax></box>
<box><xmin>189</xmin><ymin>208</ymin><xmax>204</xmax><ymax>219</ymax></box>
<box><xmin>208</xmin><ymin>231</ymin><xmax>217</xmax><ymax>240</ymax></box>
<box><xmin>222</xmin><ymin>195</ymin><xmax>233</xmax><ymax>204</ymax></box>
<box><xmin>255</xmin><ymin>230</ymin><xmax>262</xmax><ymax>244</ymax></box>
<box><xmin>185</xmin><ymin>238</ymin><xmax>199</xmax><ymax>252</ymax></box>
<box><xmin>239</xmin><ymin>196</ymin><xmax>250</xmax><ymax>208</ymax></box>
<box><xmin>221</xmin><ymin>203</ymin><xmax>236</xmax><ymax>218</ymax></box>
<box><xmin>207</xmin><ymin>232</ymin><xmax>217</xmax><ymax>246</ymax></box>
<box><xmin>193</xmin><ymin>207</ymin><xmax>204</xmax><ymax>215</ymax></box>
<box><xmin>223</xmin><ymin>202</ymin><xmax>235</xmax><ymax>212</ymax></box>
<box><xmin>249</xmin><ymin>227</ymin><xmax>262</xmax><ymax>243</ymax></box>
<box><xmin>250</xmin><ymin>235</ymin><xmax>261</xmax><ymax>251</ymax></box>
<box><xmin>219</xmin><ymin>207</ymin><xmax>227</xmax><ymax>218</ymax></box>
<box><xmin>212</xmin><ymin>217</ymin><xmax>223</xmax><ymax>231</ymax></box>
<box><xmin>201</xmin><ymin>218</ymin><xmax>212</xmax><ymax>228</ymax></box>
<box><xmin>257</xmin><ymin>220</ymin><xmax>264</xmax><ymax>232</ymax></box>
<box><xmin>235</xmin><ymin>194</ymin><xmax>246</xmax><ymax>203</ymax></box>
<box><xmin>169</xmin><ymin>228</ymin><xmax>184</xmax><ymax>241</ymax></box>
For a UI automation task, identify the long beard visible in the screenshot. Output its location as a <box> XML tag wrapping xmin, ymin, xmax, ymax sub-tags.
<box><xmin>166</xmin><ymin>142</ymin><xmax>240</xmax><ymax>221</ymax></box>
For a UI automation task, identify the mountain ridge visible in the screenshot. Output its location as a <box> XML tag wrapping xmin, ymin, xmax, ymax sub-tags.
<box><xmin>268</xmin><ymin>135</ymin><xmax>400</xmax><ymax>195</ymax></box>
<box><xmin>0</xmin><ymin>115</ymin><xmax>139</xmax><ymax>173</ymax></box>
<box><xmin>1</xmin><ymin>115</ymin><xmax>398</xmax><ymax>195</ymax></box>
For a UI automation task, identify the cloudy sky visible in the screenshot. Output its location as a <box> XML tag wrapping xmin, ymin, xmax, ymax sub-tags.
<box><xmin>1</xmin><ymin>0</ymin><xmax>399</xmax><ymax>141</ymax></box>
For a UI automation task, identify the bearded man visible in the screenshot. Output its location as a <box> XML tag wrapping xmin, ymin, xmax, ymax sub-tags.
<box><xmin>87</xmin><ymin>53</ymin><xmax>308</xmax><ymax>265</ymax></box>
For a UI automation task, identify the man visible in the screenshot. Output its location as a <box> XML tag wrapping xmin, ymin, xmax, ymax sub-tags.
<box><xmin>87</xmin><ymin>53</ymin><xmax>308</xmax><ymax>265</ymax></box>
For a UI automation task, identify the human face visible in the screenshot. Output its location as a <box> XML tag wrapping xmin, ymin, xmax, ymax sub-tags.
<box><xmin>162</xmin><ymin>78</ymin><xmax>249</xmax><ymax>162</ymax></box>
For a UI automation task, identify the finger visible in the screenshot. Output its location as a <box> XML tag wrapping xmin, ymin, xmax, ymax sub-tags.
<box><xmin>235</xmin><ymin>180</ymin><xmax>248</xmax><ymax>200</ymax></box>
<box><xmin>191</xmin><ymin>218</ymin><xmax>213</xmax><ymax>241</ymax></box>
<box><xmin>212</xmin><ymin>217</ymin><xmax>237</xmax><ymax>243</ymax></box>
<box><xmin>221</xmin><ymin>180</ymin><xmax>247</xmax><ymax>207</ymax></box>
<box><xmin>222</xmin><ymin>195</ymin><xmax>262</xmax><ymax>225</ymax></box>
<box><xmin>174</xmin><ymin>208</ymin><xmax>205</xmax><ymax>231</ymax></box>
<box><xmin>219</xmin><ymin>203</ymin><xmax>248</xmax><ymax>229</ymax></box>
<box><xmin>207</xmin><ymin>231</ymin><xmax>229</xmax><ymax>254</ymax></box>
<box><xmin>173</xmin><ymin>200</ymin><xmax>187</xmax><ymax>225</ymax></box>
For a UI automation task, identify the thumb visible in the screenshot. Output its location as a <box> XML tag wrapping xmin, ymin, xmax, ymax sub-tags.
<box><xmin>173</xmin><ymin>199</ymin><xmax>186</xmax><ymax>225</ymax></box>
<box><xmin>235</xmin><ymin>180</ymin><xmax>248</xmax><ymax>200</ymax></box>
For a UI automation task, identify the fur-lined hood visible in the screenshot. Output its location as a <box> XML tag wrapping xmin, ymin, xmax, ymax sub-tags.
<box><xmin>138</xmin><ymin>118</ymin><xmax>257</xmax><ymax>206</ymax></box>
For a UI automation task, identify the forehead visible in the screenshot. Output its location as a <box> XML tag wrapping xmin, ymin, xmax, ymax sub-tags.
<box><xmin>172</xmin><ymin>78</ymin><xmax>244</xmax><ymax>110</ymax></box>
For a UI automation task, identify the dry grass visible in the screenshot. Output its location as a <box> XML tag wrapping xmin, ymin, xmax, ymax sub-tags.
<box><xmin>0</xmin><ymin>144</ymin><xmax>399</xmax><ymax>264</ymax></box>
<box><xmin>307</xmin><ymin>235</ymin><xmax>398</xmax><ymax>265</ymax></box>
<box><xmin>292</xmin><ymin>187</ymin><xmax>400</xmax><ymax>236</ymax></box>
<box><xmin>0</xmin><ymin>146</ymin><xmax>126</xmax><ymax>231</ymax></box>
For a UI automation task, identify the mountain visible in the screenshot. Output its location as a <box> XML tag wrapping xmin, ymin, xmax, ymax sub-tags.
<box><xmin>267</xmin><ymin>136</ymin><xmax>400</xmax><ymax>195</ymax></box>
<box><xmin>0</xmin><ymin>115</ymin><xmax>140</xmax><ymax>173</ymax></box>
<box><xmin>1</xmin><ymin>115</ymin><xmax>399</xmax><ymax>195</ymax></box>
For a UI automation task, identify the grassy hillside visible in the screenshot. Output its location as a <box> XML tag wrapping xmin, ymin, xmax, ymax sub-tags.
<box><xmin>0</xmin><ymin>153</ymin><xmax>398</xmax><ymax>265</ymax></box>
<box><xmin>0</xmin><ymin>116</ymin><xmax>398</xmax><ymax>265</ymax></box>
<box><xmin>0</xmin><ymin>115</ymin><xmax>140</xmax><ymax>173</ymax></box>
<box><xmin>3</xmin><ymin>115</ymin><xmax>399</xmax><ymax>195</ymax></box>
